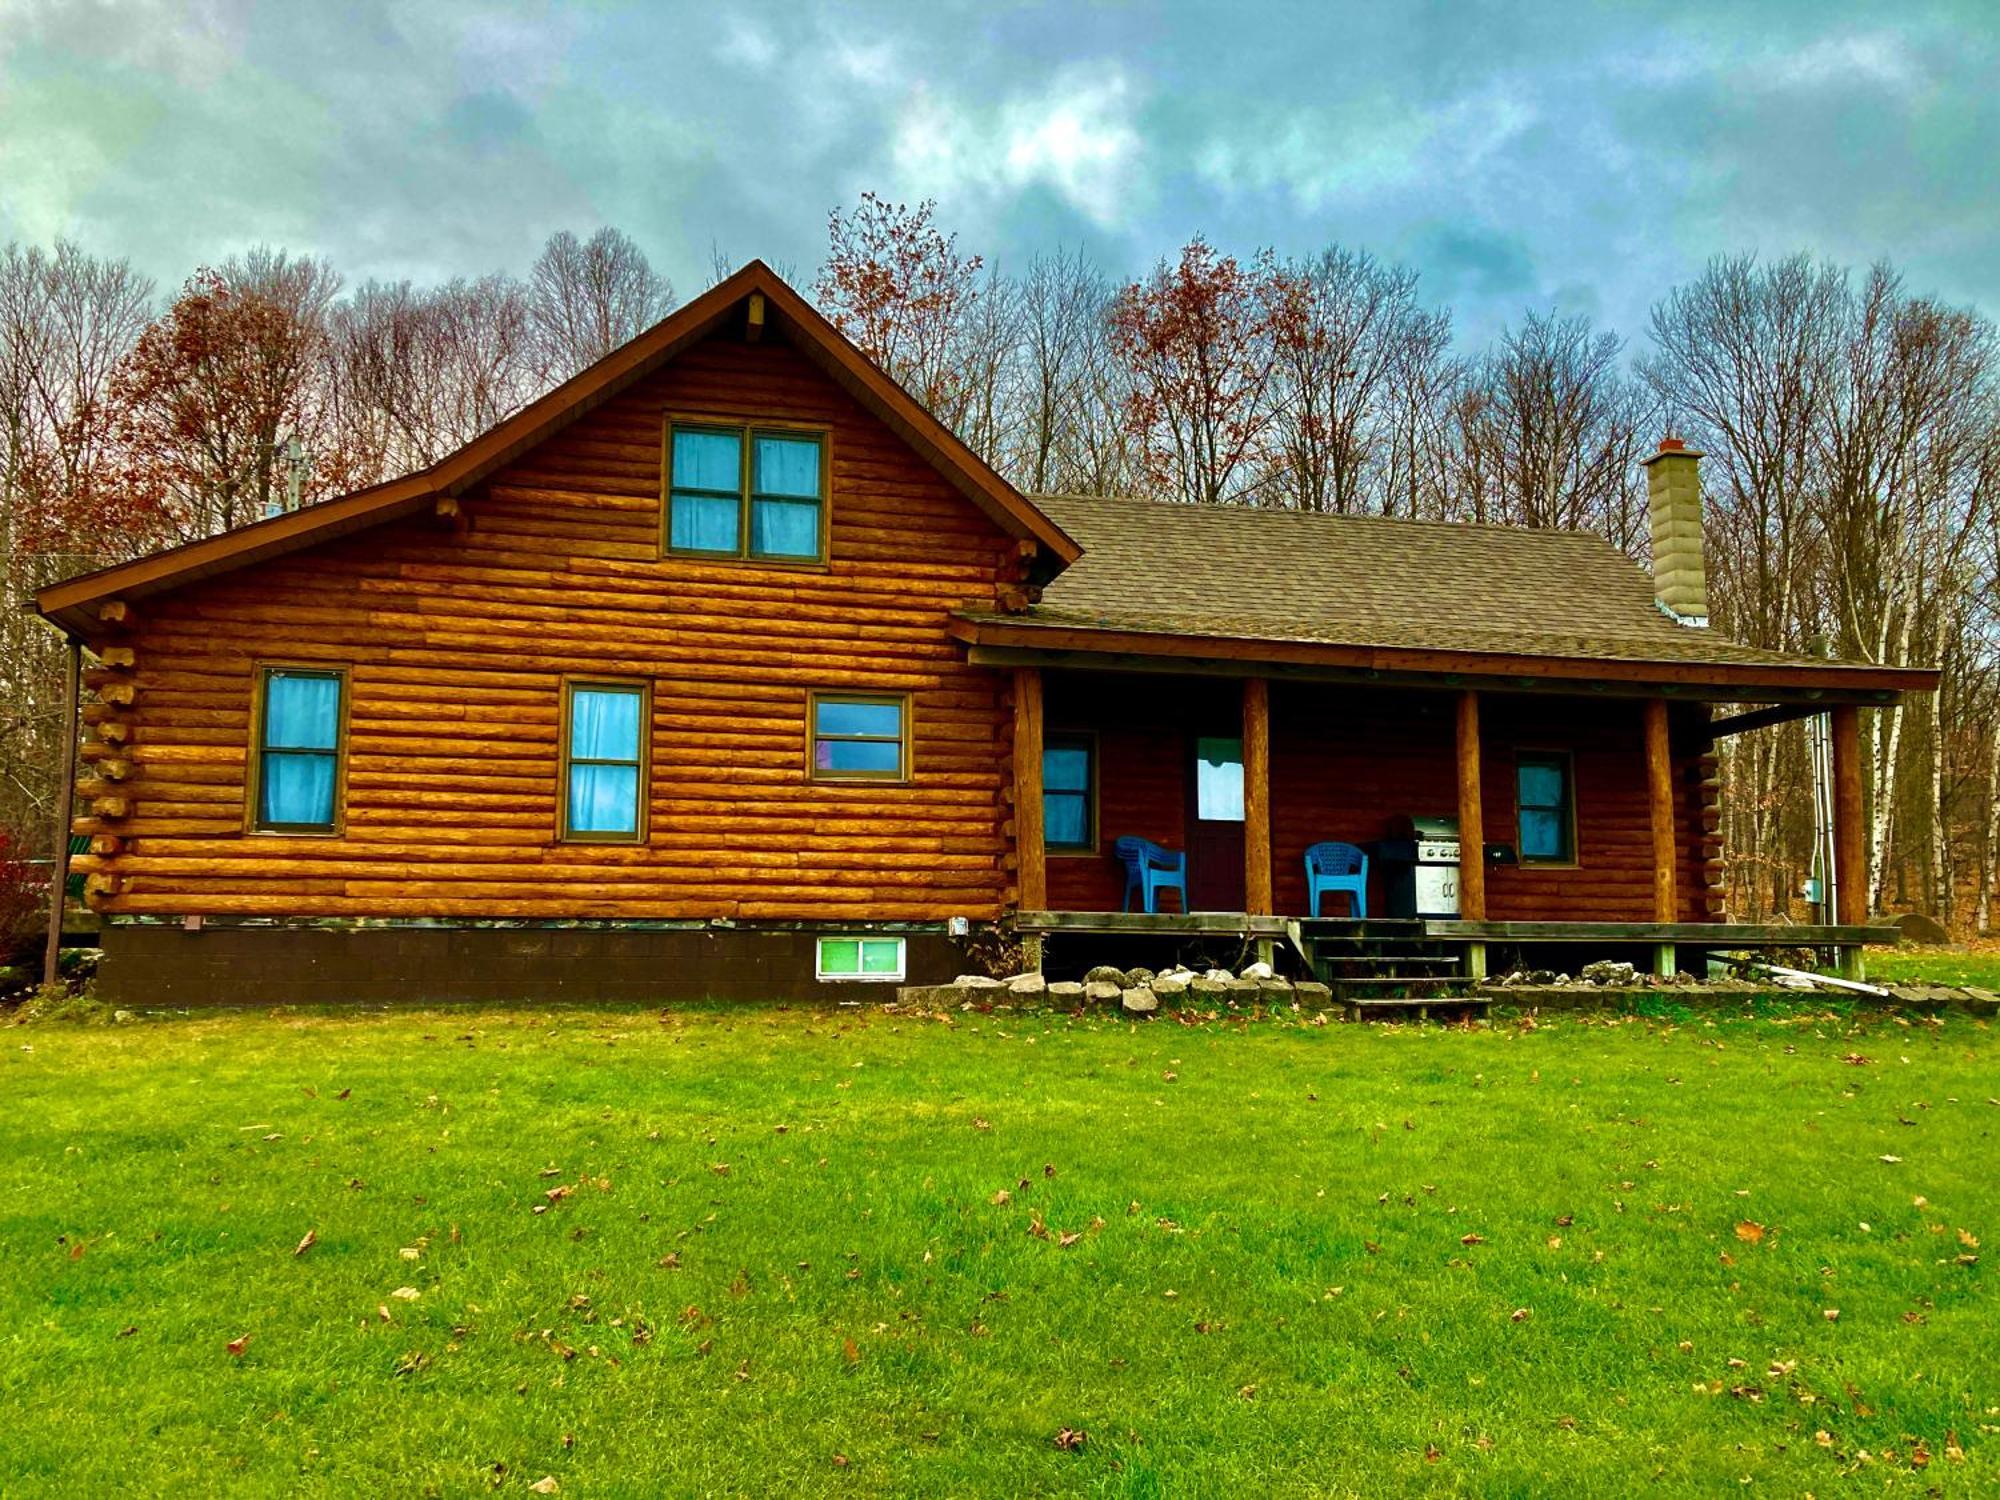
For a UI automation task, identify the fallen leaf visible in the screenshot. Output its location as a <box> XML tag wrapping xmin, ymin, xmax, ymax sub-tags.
<box><xmin>972</xmin><ymin>1118</ymin><xmax>991</xmax><ymax>1131</ymax></box>
<box><xmin>842</xmin><ymin>1337</ymin><xmax>860</xmax><ymax>1364</ymax></box>
<box><xmin>1510</xmin><ymin>1308</ymin><xmax>1531</xmax><ymax>1322</ymax></box>
<box><xmin>528</xmin><ymin>1478</ymin><xmax>559</xmax><ymax>1495</ymax></box>
<box><xmin>990</xmin><ymin>1189</ymin><xmax>1011</xmax><ymax>1206</ymax></box>
<box><xmin>116</xmin><ymin>1325</ymin><xmax>138</xmax><ymax>1339</ymax></box>
<box><xmin>226</xmin><ymin>1333</ymin><xmax>251</xmax><ymax>1357</ymax></box>
<box><xmin>1958</xmin><ymin>1228</ymin><xmax>1979</xmax><ymax>1249</ymax></box>
<box><xmin>1238</xmin><ymin>1383</ymin><xmax>1258</xmax><ymax>1400</ymax></box>
<box><xmin>294</xmin><ymin>1229</ymin><xmax>318</xmax><ymax>1257</ymax></box>
<box><xmin>1823</xmin><ymin>1308</ymin><xmax>1840</xmax><ymax>1322</ymax></box>
<box><xmin>1879</xmin><ymin>1155</ymin><xmax>1902</xmax><ymax>1164</ymax></box>
<box><xmin>1734</xmin><ymin>1221</ymin><xmax>1766</xmax><ymax>1245</ymax></box>
<box><xmin>1054</xmin><ymin>1428</ymin><xmax>1087</xmax><ymax>1451</ymax></box>
<box><xmin>391</xmin><ymin>1286</ymin><xmax>421</xmax><ymax>1301</ymax></box>
<box><xmin>1460</xmin><ymin>1233</ymin><xmax>1486</xmax><ymax>1247</ymax></box>
<box><xmin>544</xmin><ymin>1185</ymin><xmax>573</xmax><ymax>1204</ymax></box>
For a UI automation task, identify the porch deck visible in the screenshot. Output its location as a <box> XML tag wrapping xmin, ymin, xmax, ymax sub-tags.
<box><xmin>1015</xmin><ymin>910</ymin><xmax>1900</xmax><ymax>986</ymax></box>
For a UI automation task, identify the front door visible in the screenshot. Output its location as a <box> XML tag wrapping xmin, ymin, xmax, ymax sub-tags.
<box><xmin>1187</xmin><ymin>735</ymin><xmax>1246</xmax><ymax>911</ymax></box>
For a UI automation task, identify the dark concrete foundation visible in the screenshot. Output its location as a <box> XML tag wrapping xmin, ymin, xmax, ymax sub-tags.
<box><xmin>96</xmin><ymin>920</ymin><xmax>971</xmax><ymax>1007</ymax></box>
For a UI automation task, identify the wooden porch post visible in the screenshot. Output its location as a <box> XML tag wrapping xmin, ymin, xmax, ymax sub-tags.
<box><xmin>1012</xmin><ymin>666</ymin><xmax>1046</xmax><ymax>914</ymax></box>
<box><xmin>1455</xmin><ymin>690</ymin><xmax>1486</xmax><ymax>978</ymax></box>
<box><xmin>1644</xmin><ymin>698</ymin><xmax>1678</xmax><ymax>976</ymax></box>
<box><xmin>1243</xmin><ymin>677</ymin><xmax>1272</xmax><ymax>916</ymax></box>
<box><xmin>1830</xmin><ymin>703</ymin><xmax>1866</xmax><ymax>928</ymax></box>
<box><xmin>42</xmin><ymin>639</ymin><xmax>81</xmax><ymax>990</ymax></box>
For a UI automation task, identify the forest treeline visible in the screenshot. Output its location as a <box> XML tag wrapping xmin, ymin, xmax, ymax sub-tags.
<box><xmin>3</xmin><ymin>200</ymin><xmax>1995</xmax><ymax>931</ymax></box>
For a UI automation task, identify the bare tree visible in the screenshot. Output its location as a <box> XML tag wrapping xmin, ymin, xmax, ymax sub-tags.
<box><xmin>529</xmin><ymin>228</ymin><xmax>675</xmax><ymax>383</ymax></box>
<box><xmin>1265</xmin><ymin>247</ymin><xmax>1426</xmax><ymax>514</ymax></box>
<box><xmin>1470</xmin><ymin>310</ymin><xmax>1652</xmax><ymax>546</ymax></box>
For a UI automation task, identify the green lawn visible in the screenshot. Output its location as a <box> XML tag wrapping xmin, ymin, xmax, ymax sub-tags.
<box><xmin>1869</xmin><ymin>946</ymin><xmax>2000</xmax><ymax>990</ymax></box>
<box><xmin>2</xmin><ymin>1003</ymin><xmax>1993</xmax><ymax>1495</ymax></box>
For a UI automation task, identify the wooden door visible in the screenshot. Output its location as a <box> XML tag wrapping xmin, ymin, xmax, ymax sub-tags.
<box><xmin>1187</xmin><ymin>734</ymin><xmax>1246</xmax><ymax>911</ymax></box>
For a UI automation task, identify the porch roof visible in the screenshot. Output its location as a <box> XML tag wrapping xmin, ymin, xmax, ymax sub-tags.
<box><xmin>954</xmin><ymin>493</ymin><xmax>1936</xmax><ymax>701</ymax></box>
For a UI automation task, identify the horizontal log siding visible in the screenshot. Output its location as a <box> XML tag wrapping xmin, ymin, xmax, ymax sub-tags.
<box><xmin>1046</xmin><ymin>675</ymin><xmax>1708</xmax><ymax>922</ymax></box>
<box><xmin>84</xmin><ymin>334</ymin><xmax>1018</xmax><ymax>920</ymax></box>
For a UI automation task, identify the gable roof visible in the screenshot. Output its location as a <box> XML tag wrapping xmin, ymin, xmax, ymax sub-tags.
<box><xmin>951</xmin><ymin>493</ymin><xmax>1935</xmax><ymax>701</ymax></box>
<box><xmin>35</xmin><ymin>260</ymin><xmax>1080</xmax><ymax>638</ymax></box>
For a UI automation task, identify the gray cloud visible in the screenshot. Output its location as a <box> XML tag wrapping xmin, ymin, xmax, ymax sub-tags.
<box><xmin>0</xmin><ymin>0</ymin><xmax>1991</xmax><ymax>348</ymax></box>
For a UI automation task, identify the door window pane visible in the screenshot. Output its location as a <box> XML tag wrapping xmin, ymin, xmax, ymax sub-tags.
<box><xmin>1195</xmin><ymin>736</ymin><xmax>1244</xmax><ymax>822</ymax></box>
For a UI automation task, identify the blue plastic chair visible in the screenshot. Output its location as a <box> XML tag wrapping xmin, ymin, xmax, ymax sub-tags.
<box><xmin>1304</xmin><ymin>841</ymin><xmax>1368</xmax><ymax>918</ymax></box>
<box><xmin>1114</xmin><ymin>836</ymin><xmax>1188</xmax><ymax>914</ymax></box>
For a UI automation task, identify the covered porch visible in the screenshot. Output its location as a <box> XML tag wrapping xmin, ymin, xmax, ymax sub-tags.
<box><xmin>997</xmin><ymin>659</ymin><xmax>1890</xmax><ymax>983</ymax></box>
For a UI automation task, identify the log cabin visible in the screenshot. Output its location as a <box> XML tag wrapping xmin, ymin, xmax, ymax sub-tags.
<box><xmin>35</xmin><ymin>262</ymin><xmax>1935</xmax><ymax>1005</ymax></box>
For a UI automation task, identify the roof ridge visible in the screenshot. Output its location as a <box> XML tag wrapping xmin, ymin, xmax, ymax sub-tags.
<box><xmin>1028</xmin><ymin>490</ymin><xmax>1610</xmax><ymax>542</ymax></box>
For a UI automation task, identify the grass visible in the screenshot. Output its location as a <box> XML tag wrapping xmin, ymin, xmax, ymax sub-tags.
<box><xmin>1869</xmin><ymin>945</ymin><xmax>2000</xmax><ymax>990</ymax></box>
<box><xmin>1</xmin><ymin>1002</ymin><xmax>1994</xmax><ymax>1495</ymax></box>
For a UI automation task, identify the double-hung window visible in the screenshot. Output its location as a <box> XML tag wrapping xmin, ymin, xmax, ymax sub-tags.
<box><xmin>1517</xmin><ymin>751</ymin><xmax>1575</xmax><ymax>863</ymax></box>
<box><xmin>666</xmin><ymin>422</ymin><xmax>825</xmax><ymax>562</ymax></box>
<box><xmin>251</xmin><ymin>666</ymin><xmax>346</xmax><ymax>833</ymax></box>
<box><xmin>809</xmin><ymin>693</ymin><xmax>908</xmax><ymax>781</ymax></box>
<box><xmin>562</xmin><ymin>681</ymin><xmax>650</xmax><ymax>841</ymax></box>
<box><xmin>1043</xmin><ymin>735</ymin><xmax>1094</xmax><ymax>851</ymax></box>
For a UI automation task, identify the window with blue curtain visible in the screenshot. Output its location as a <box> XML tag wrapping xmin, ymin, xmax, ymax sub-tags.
<box><xmin>1043</xmin><ymin>736</ymin><xmax>1093</xmax><ymax>850</ymax></box>
<box><xmin>810</xmin><ymin>694</ymin><xmax>906</xmax><ymax>779</ymax></box>
<box><xmin>665</xmin><ymin>422</ymin><xmax>825</xmax><ymax>562</ymax></box>
<box><xmin>1195</xmin><ymin>737</ymin><xmax>1245</xmax><ymax>822</ymax></box>
<box><xmin>668</xmin><ymin>427</ymin><xmax>743</xmax><ymax>553</ymax></box>
<box><xmin>1517</xmin><ymin>753</ymin><xmax>1574</xmax><ymax>862</ymax></box>
<box><xmin>564</xmin><ymin>682</ymin><xmax>647</xmax><ymax>839</ymax></box>
<box><xmin>256</xmin><ymin>667</ymin><xmax>344</xmax><ymax>831</ymax></box>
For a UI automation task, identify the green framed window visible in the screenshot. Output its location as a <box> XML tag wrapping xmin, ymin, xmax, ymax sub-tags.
<box><xmin>809</xmin><ymin>693</ymin><xmax>909</xmax><ymax>781</ymax></box>
<box><xmin>816</xmin><ymin>935</ymin><xmax>905</xmax><ymax>982</ymax></box>
<box><xmin>1043</xmin><ymin>734</ymin><xmax>1094</xmax><ymax>850</ymax></box>
<box><xmin>1517</xmin><ymin>751</ymin><xmax>1574</xmax><ymax>863</ymax></box>
<box><xmin>251</xmin><ymin>666</ymin><xmax>346</xmax><ymax>833</ymax></box>
<box><xmin>561</xmin><ymin>680</ymin><xmax>650</xmax><ymax>841</ymax></box>
<box><xmin>666</xmin><ymin>421</ymin><xmax>825</xmax><ymax>562</ymax></box>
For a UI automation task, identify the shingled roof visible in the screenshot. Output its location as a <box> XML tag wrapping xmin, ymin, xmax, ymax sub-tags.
<box><xmin>954</xmin><ymin>493</ymin><xmax>1933</xmax><ymax>699</ymax></box>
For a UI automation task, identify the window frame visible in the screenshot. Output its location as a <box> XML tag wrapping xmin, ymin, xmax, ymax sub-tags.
<box><xmin>814</xmin><ymin>934</ymin><xmax>907</xmax><ymax>983</ymax></box>
<box><xmin>245</xmin><ymin>662</ymin><xmax>350</xmax><ymax>837</ymax></box>
<box><xmin>807</xmin><ymin>690</ymin><xmax>911</xmax><ymax>784</ymax></box>
<box><xmin>662</xmin><ymin>414</ymin><xmax>831</xmax><ymax>566</ymax></box>
<box><xmin>1515</xmin><ymin>748</ymin><xmax>1578</xmax><ymax>867</ymax></box>
<box><xmin>1043</xmin><ymin>730</ymin><xmax>1097</xmax><ymax>855</ymax></box>
<box><xmin>557</xmin><ymin>677</ymin><xmax>653</xmax><ymax>844</ymax></box>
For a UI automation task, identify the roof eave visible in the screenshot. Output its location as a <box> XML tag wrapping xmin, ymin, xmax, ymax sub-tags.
<box><xmin>33</xmin><ymin>259</ymin><xmax>1078</xmax><ymax>637</ymax></box>
<box><xmin>948</xmin><ymin>614</ymin><xmax>1938</xmax><ymax>702</ymax></box>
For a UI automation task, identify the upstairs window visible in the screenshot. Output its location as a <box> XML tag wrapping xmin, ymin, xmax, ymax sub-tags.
<box><xmin>1517</xmin><ymin>751</ymin><xmax>1574</xmax><ymax>863</ymax></box>
<box><xmin>562</xmin><ymin>681</ymin><xmax>650</xmax><ymax>841</ymax></box>
<box><xmin>1043</xmin><ymin>735</ymin><xmax>1094</xmax><ymax>851</ymax></box>
<box><xmin>252</xmin><ymin>666</ymin><xmax>346</xmax><ymax>833</ymax></box>
<box><xmin>810</xmin><ymin>693</ymin><xmax>908</xmax><ymax>781</ymax></box>
<box><xmin>666</xmin><ymin>422</ymin><xmax>825</xmax><ymax>563</ymax></box>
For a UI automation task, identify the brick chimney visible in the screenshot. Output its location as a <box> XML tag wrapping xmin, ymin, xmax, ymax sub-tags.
<box><xmin>1641</xmin><ymin>437</ymin><xmax>1708</xmax><ymax>627</ymax></box>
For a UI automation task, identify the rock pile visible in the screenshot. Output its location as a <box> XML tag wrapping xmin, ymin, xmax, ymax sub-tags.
<box><xmin>902</xmin><ymin>963</ymin><xmax>1333</xmax><ymax>1014</ymax></box>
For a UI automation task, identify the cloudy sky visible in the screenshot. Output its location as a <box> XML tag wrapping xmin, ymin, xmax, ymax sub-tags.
<box><xmin>2</xmin><ymin>0</ymin><xmax>1994</xmax><ymax>347</ymax></box>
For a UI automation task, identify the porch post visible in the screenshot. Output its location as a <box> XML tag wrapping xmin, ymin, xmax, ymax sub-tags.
<box><xmin>43</xmin><ymin>638</ymin><xmax>81</xmax><ymax>990</ymax></box>
<box><xmin>1012</xmin><ymin>666</ymin><xmax>1045</xmax><ymax>914</ymax></box>
<box><xmin>1644</xmin><ymin>698</ymin><xmax>1678</xmax><ymax>976</ymax></box>
<box><xmin>1455</xmin><ymin>689</ymin><xmax>1486</xmax><ymax>979</ymax></box>
<box><xmin>1243</xmin><ymin>676</ymin><xmax>1272</xmax><ymax>916</ymax></box>
<box><xmin>1830</xmin><ymin>702</ymin><xmax>1866</xmax><ymax>927</ymax></box>
<box><xmin>1454</xmin><ymin>690</ymin><xmax>1485</xmax><ymax>920</ymax></box>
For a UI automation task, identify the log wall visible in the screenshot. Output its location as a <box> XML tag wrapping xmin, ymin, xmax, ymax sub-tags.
<box><xmin>1045</xmin><ymin>675</ymin><xmax>1709</xmax><ymax>922</ymax></box>
<box><xmin>74</xmin><ymin>331</ymin><xmax>1022</xmax><ymax>921</ymax></box>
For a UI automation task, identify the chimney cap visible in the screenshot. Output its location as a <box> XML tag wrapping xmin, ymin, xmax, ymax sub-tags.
<box><xmin>1642</xmin><ymin>435</ymin><xmax>1704</xmax><ymax>465</ymax></box>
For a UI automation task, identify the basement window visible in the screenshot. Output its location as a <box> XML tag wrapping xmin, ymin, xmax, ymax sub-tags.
<box><xmin>816</xmin><ymin>935</ymin><xmax>905</xmax><ymax>982</ymax></box>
